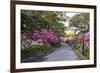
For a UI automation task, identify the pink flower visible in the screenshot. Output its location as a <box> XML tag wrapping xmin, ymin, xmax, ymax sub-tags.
<box><xmin>79</xmin><ymin>32</ymin><xmax>90</xmax><ymax>48</ymax></box>
<box><xmin>31</xmin><ymin>28</ymin><xmax>60</xmax><ymax>46</ymax></box>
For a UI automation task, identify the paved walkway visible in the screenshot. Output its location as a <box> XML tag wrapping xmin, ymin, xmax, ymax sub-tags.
<box><xmin>22</xmin><ymin>42</ymin><xmax>79</xmax><ymax>62</ymax></box>
<box><xmin>44</xmin><ymin>42</ymin><xmax>79</xmax><ymax>61</ymax></box>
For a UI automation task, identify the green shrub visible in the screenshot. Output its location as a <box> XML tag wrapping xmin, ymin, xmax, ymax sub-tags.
<box><xmin>21</xmin><ymin>43</ymin><xmax>53</xmax><ymax>58</ymax></box>
<box><xmin>83</xmin><ymin>49</ymin><xmax>89</xmax><ymax>59</ymax></box>
<box><xmin>72</xmin><ymin>43</ymin><xmax>89</xmax><ymax>59</ymax></box>
<box><xmin>72</xmin><ymin>43</ymin><xmax>81</xmax><ymax>50</ymax></box>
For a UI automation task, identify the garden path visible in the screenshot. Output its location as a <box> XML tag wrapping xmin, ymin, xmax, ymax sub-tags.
<box><xmin>44</xmin><ymin>42</ymin><xmax>79</xmax><ymax>61</ymax></box>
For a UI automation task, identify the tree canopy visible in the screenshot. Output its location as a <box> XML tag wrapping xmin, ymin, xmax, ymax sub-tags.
<box><xmin>21</xmin><ymin>10</ymin><xmax>68</xmax><ymax>36</ymax></box>
<box><xmin>69</xmin><ymin>13</ymin><xmax>90</xmax><ymax>33</ymax></box>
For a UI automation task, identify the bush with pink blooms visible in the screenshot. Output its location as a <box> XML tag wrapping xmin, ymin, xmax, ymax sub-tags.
<box><xmin>21</xmin><ymin>28</ymin><xmax>61</xmax><ymax>45</ymax></box>
<box><xmin>79</xmin><ymin>32</ymin><xmax>89</xmax><ymax>49</ymax></box>
<box><xmin>31</xmin><ymin>28</ymin><xmax>61</xmax><ymax>46</ymax></box>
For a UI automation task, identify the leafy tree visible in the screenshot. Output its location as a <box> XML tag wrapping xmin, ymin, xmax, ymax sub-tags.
<box><xmin>21</xmin><ymin>10</ymin><xmax>68</xmax><ymax>37</ymax></box>
<box><xmin>69</xmin><ymin>13</ymin><xmax>89</xmax><ymax>33</ymax></box>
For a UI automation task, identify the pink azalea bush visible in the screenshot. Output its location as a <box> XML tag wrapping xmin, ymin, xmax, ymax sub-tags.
<box><xmin>79</xmin><ymin>32</ymin><xmax>90</xmax><ymax>48</ymax></box>
<box><xmin>31</xmin><ymin>28</ymin><xmax>60</xmax><ymax>46</ymax></box>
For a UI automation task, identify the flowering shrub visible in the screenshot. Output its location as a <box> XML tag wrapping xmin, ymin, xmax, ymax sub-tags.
<box><xmin>79</xmin><ymin>32</ymin><xmax>89</xmax><ymax>48</ymax></box>
<box><xmin>31</xmin><ymin>28</ymin><xmax>60</xmax><ymax>46</ymax></box>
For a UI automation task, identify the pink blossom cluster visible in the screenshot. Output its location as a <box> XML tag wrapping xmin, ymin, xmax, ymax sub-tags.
<box><xmin>31</xmin><ymin>28</ymin><xmax>60</xmax><ymax>46</ymax></box>
<box><xmin>79</xmin><ymin>32</ymin><xmax>90</xmax><ymax>48</ymax></box>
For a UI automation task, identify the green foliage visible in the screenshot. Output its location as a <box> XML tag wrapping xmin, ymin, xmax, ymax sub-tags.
<box><xmin>21</xmin><ymin>43</ymin><xmax>54</xmax><ymax>58</ymax></box>
<box><xmin>72</xmin><ymin>43</ymin><xmax>89</xmax><ymax>59</ymax></box>
<box><xmin>72</xmin><ymin>43</ymin><xmax>81</xmax><ymax>50</ymax></box>
<box><xmin>69</xmin><ymin>13</ymin><xmax>89</xmax><ymax>33</ymax></box>
<box><xmin>21</xmin><ymin>10</ymin><xmax>67</xmax><ymax>37</ymax></box>
<box><xmin>83</xmin><ymin>49</ymin><xmax>89</xmax><ymax>59</ymax></box>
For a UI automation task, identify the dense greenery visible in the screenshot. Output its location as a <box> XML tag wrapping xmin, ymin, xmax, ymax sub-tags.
<box><xmin>21</xmin><ymin>10</ymin><xmax>67</xmax><ymax>37</ymax></box>
<box><xmin>72</xmin><ymin>43</ymin><xmax>89</xmax><ymax>59</ymax></box>
<box><xmin>21</xmin><ymin>43</ymin><xmax>54</xmax><ymax>58</ymax></box>
<box><xmin>69</xmin><ymin>13</ymin><xmax>89</xmax><ymax>33</ymax></box>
